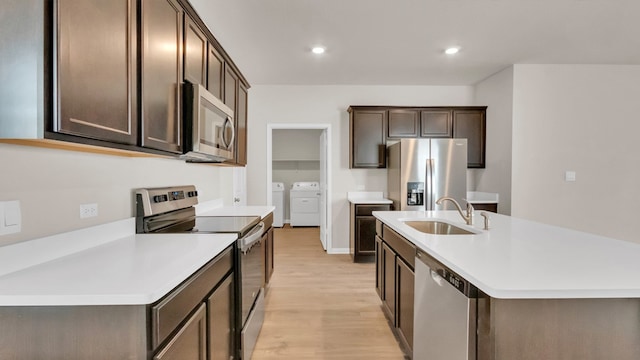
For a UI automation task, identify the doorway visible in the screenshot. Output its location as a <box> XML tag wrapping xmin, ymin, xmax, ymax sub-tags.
<box><xmin>266</xmin><ymin>124</ymin><xmax>332</xmax><ymax>252</ymax></box>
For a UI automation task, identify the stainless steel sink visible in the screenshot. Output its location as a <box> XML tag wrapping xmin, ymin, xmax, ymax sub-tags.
<box><xmin>403</xmin><ymin>220</ymin><xmax>476</xmax><ymax>235</ymax></box>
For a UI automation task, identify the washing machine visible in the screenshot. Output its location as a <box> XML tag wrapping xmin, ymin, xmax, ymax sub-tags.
<box><xmin>272</xmin><ymin>182</ymin><xmax>284</xmax><ymax>227</ymax></box>
<box><xmin>289</xmin><ymin>181</ymin><xmax>321</xmax><ymax>227</ymax></box>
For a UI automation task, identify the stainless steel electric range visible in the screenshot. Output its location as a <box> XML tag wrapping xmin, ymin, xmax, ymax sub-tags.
<box><xmin>135</xmin><ymin>185</ymin><xmax>265</xmax><ymax>360</ymax></box>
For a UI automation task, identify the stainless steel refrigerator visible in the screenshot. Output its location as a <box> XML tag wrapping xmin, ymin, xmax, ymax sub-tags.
<box><xmin>387</xmin><ymin>138</ymin><xmax>467</xmax><ymax>211</ymax></box>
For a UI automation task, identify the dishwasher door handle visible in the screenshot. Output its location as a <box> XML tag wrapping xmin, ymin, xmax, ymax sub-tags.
<box><xmin>430</xmin><ymin>269</ymin><xmax>446</xmax><ymax>287</ymax></box>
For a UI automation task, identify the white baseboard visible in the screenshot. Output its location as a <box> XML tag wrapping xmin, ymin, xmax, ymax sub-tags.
<box><xmin>327</xmin><ymin>247</ymin><xmax>349</xmax><ymax>255</ymax></box>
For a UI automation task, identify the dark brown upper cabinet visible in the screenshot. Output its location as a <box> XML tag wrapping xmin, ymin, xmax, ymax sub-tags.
<box><xmin>349</xmin><ymin>106</ymin><xmax>486</xmax><ymax>168</ymax></box>
<box><xmin>349</xmin><ymin>108</ymin><xmax>387</xmax><ymax>168</ymax></box>
<box><xmin>388</xmin><ymin>110</ymin><xmax>420</xmax><ymax>138</ymax></box>
<box><xmin>453</xmin><ymin>109</ymin><xmax>486</xmax><ymax>168</ymax></box>
<box><xmin>141</xmin><ymin>0</ymin><xmax>183</xmax><ymax>153</ymax></box>
<box><xmin>235</xmin><ymin>83</ymin><xmax>248</xmax><ymax>165</ymax></box>
<box><xmin>207</xmin><ymin>44</ymin><xmax>224</xmax><ymax>100</ymax></box>
<box><xmin>420</xmin><ymin>109</ymin><xmax>452</xmax><ymax>138</ymax></box>
<box><xmin>223</xmin><ymin>66</ymin><xmax>239</xmax><ymax>164</ymax></box>
<box><xmin>183</xmin><ymin>15</ymin><xmax>207</xmax><ymax>85</ymax></box>
<box><xmin>224</xmin><ymin>66</ymin><xmax>238</xmax><ymax>111</ymax></box>
<box><xmin>55</xmin><ymin>0</ymin><xmax>137</xmax><ymax>145</ymax></box>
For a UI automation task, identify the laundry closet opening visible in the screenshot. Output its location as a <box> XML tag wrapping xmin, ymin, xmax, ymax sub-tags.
<box><xmin>266</xmin><ymin>124</ymin><xmax>332</xmax><ymax>252</ymax></box>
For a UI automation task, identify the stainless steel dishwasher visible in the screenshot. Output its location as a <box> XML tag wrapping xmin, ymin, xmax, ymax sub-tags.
<box><xmin>414</xmin><ymin>249</ymin><xmax>478</xmax><ymax>360</ymax></box>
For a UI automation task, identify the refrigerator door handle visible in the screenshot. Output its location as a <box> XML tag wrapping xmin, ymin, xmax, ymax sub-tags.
<box><xmin>426</xmin><ymin>158</ymin><xmax>434</xmax><ymax>210</ymax></box>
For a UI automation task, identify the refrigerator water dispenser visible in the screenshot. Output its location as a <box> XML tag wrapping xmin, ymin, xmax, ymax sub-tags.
<box><xmin>407</xmin><ymin>182</ymin><xmax>424</xmax><ymax>206</ymax></box>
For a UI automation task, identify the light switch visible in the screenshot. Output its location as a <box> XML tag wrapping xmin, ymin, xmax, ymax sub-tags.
<box><xmin>0</xmin><ymin>201</ymin><xmax>21</xmax><ymax>235</ymax></box>
<box><xmin>565</xmin><ymin>171</ymin><xmax>576</xmax><ymax>182</ymax></box>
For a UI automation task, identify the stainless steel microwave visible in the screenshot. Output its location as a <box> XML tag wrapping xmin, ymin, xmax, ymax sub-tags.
<box><xmin>182</xmin><ymin>82</ymin><xmax>235</xmax><ymax>162</ymax></box>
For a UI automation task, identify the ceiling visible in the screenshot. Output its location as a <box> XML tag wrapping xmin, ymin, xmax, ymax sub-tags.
<box><xmin>189</xmin><ymin>0</ymin><xmax>640</xmax><ymax>86</ymax></box>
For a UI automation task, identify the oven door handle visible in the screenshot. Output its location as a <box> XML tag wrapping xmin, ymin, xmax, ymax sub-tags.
<box><xmin>240</xmin><ymin>222</ymin><xmax>264</xmax><ymax>253</ymax></box>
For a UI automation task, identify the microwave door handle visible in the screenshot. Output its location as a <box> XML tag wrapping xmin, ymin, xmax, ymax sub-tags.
<box><xmin>223</xmin><ymin>117</ymin><xmax>235</xmax><ymax>149</ymax></box>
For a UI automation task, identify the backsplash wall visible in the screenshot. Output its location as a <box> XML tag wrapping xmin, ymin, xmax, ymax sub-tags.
<box><xmin>0</xmin><ymin>143</ymin><xmax>234</xmax><ymax>246</ymax></box>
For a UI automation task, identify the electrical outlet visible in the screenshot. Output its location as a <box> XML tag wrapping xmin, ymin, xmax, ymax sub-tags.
<box><xmin>80</xmin><ymin>203</ymin><xmax>98</xmax><ymax>219</ymax></box>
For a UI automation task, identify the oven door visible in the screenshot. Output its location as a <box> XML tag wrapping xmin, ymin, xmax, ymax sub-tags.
<box><xmin>183</xmin><ymin>83</ymin><xmax>235</xmax><ymax>162</ymax></box>
<box><xmin>239</xmin><ymin>222</ymin><xmax>265</xmax><ymax>326</ymax></box>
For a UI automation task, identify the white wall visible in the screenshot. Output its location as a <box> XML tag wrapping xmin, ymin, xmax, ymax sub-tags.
<box><xmin>511</xmin><ymin>65</ymin><xmax>640</xmax><ymax>243</ymax></box>
<box><xmin>247</xmin><ymin>85</ymin><xmax>475</xmax><ymax>252</ymax></box>
<box><xmin>0</xmin><ymin>143</ymin><xmax>234</xmax><ymax>245</ymax></box>
<box><xmin>473</xmin><ymin>66</ymin><xmax>514</xmax><ymax>214</ymax></box>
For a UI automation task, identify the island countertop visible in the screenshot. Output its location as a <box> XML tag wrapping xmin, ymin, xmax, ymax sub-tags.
<box><xmin>373</xmin><ymin>210</ymin><xmax>640</xmax><ymax>299</ymax></box>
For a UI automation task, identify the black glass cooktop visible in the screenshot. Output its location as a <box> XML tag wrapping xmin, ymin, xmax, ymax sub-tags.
<box><xmin>155</xmin><ymin>216</ymin><xmax>261</xmax><ymax>237</ymax></box>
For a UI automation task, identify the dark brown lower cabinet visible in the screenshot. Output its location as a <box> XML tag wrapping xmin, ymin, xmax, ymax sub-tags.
<box><xmin>396</xmin><ymin>257</ymin><xmax>415</xmax><ymax>351</ymax></box>
<box><xmin>154</xmin><ymin>303</ymin><xmax>207</xmax><ymax>360</ymax></box>
<box><xmin>376</xmin><ymin>220</ymin><xmax>416</xmax><ymax>357</ymax></box>
<box><xmin>375</xmin><ymin>235</ymin><xmax>383</xmax><ymax>298</ymax></box>
<box><xmin>382</xmin><ymin>242</ymin><xmax>396</xmax><ymax>322</ymax></box>
<box><xmin>208</xmin><ymin>273</ymin><xmax>235</xmax><ymax>360</ymax></box>
<box><xmin>470</xmin><ymin>202</ymin><xmax>498</xmax><ymax>213</ymax></box>
<box><xmin>262</xmin><ymin>212</ymin><xmax>275</xmax><ymax>288</ymax></box>
<box><xmin>0</xmin><ymin>246</ymin><xmax>234</xmax><ymax>359</ymax></box>
<box><xmin>350</xmin><ymin>203</ymin><xmax>392</xmax><ymax>262</ymax></box>
<box><xmin>265</xmin><ymin>226</ymin><xmax>274</xmax><ymax>286</ymax></box>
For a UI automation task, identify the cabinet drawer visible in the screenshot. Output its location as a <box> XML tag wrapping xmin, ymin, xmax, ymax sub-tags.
<box><xmin>382</xmin><ymin>225</ymin><xmax>416</xmax><ymax>269</ymax></box>
<box><xmin>151</xmin><ymin>246</ymin><xmax>233</xmax><ymax>349</ymax></box>
<box><xmin>356</xmin><ymin>204</ymin><xmax>391</xmax><ymax>216</ymax></box>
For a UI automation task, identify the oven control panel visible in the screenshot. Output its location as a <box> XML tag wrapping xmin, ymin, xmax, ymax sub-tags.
<box><xmin>136</xmin><ymin>185</ymin><xmax>199</xmax><ymax>216</ymax></box>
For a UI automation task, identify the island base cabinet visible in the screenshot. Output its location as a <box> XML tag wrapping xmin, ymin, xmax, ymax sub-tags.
<box><xmin>396</xmin><ymin>257</ymin><xmax>414</xmax><ymax>351</ymax></box>
<box><xmin>477</xmin><ymin>298</ymin><xmax>640</xmax><ymax>360</ymax></box>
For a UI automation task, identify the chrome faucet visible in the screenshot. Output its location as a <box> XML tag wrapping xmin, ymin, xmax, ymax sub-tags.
<box><xmin>435</xmin><ymin>196</ymin><xmax>474</xmax><ymax>225</ymax></box>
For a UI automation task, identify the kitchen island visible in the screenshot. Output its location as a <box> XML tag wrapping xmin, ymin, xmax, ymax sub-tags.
<box><xmin>374</xmin><ymin>210</ymin><xmax>640</xmax><ymax>360</ymax></box>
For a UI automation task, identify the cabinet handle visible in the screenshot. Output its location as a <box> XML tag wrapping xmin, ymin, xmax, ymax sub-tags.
<box><xmin>430</xmin><ymin>270</ymin><xmax>446</xmax><ymax>287</ymax></box>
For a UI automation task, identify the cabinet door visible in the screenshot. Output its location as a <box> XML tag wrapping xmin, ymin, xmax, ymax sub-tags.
<box><xmin>154</xmin><ymin>303</ymin><xmax>206</xmax><ymax>360</ymax></box>
<box><xmin>141</xmin><ymin>0</ymin><xmax>183</xmax><ymax>153</ymax></box>
<box><xmin>350</xmin><ymin>110</ymin><xmax>387</xmax><ymax>168</ymax></box>
<box><xmin>224</xmin><ymin>66</ymin><xmax>238</xmax><ymax>111</ymax></box>
<box><xmin>396</xmin><ymin>257</ymin><xmax>414</xmax><ymax>352</ymax></box>
<box><xmin>183</xmin><ymin>15</ymin><xmax>207</xmax><ymax>85</ymax></box>
<box><xmin>56</xmin><ymin>0</ymin><xmax>137</xmax><ymax>145</ymax></box>
<box><xmin>382</xmin><ymin>242</ymin><xmax>396</xmax><ymax>322</ymax></box>
<box><xmin>453</xmin><ymin>109</ymin><xmax>486</xmax><ymax>168</ymax></box>
<box><xmin>388</xmin><ymin>109</ymin><xmax>419</xmax><ymax>138</ymax></box>
<box><xmin>207</xmin><ymin>44</ymin><xmax>224</xmax><ymax>100</ymax></box>
<box><xmin>375</xmin><ymin>235</ymin><xmax>383</xmax><ymax>299</ymax></box>
<box><xmin>421</xmin><ymin>109</ymin><xmax>452</xmax><ymax>138</ymax></box>
<box><xmin>235</xmin><ymin>83</ymin><xmax>248</xmax><ymax>165</ymax></box>
<box><xmin>223</xmin><ymin>66</ymin><xmax>239</xmax><ymax>163</ymax></box>
<box><xmin>264</xmin><ymin>227</ymin><xmax>274</xmax><ymax>286</ymax></box>
<box><xmin>208</xmin><ymin>274</ymin><xmax>235</xmax><ymax>360</ymax></box>
<box><xmin>355</xmin><ymin>216</ymin><xmax>377</xmax><ymax>259</ymax></box>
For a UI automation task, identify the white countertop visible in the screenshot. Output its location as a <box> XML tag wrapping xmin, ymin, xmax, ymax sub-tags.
<box><xmin>0</xmin><ymin>219</ymin><xmax>236</xmax><ymax>306</ymax></box>
<box><xmin>373</xmin><ymin>210</ymin><xmax>640</xmax><ymax>299</ymax></box>
<box><xmin>347</xmin><ymin>191</ymin><xmax>393</xmax><ymax>205</ymax></box>
<box><xmin>0</xmin><ymin>202</ymin><xmax>277</xmax><ymax>306</ymax></box>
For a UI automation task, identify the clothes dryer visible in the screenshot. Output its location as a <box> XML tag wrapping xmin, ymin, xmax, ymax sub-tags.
<box><xmin>289</xmin><ymin>181</ymin><xmax>321</xmax><ymax>227</ymax></box>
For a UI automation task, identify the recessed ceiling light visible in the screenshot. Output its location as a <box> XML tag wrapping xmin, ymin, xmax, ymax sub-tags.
<box><xmin>445</xmin><ymin>47</ymin><xmax>460</xmax><ymax>55</ymax></box>
<box><xmin>312</xmin><ymin>46</ymin><xmax>326</xmax><ymax>54</ymax></box>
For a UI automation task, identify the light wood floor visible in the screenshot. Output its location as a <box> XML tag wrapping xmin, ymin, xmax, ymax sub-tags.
<box><xmin>252</xmin><ymin>226</ymin><xmax>407</xmax><ymax>360</ymax></box>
